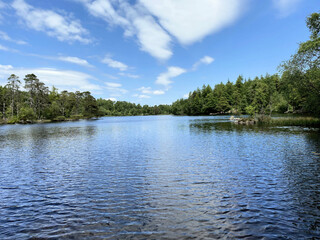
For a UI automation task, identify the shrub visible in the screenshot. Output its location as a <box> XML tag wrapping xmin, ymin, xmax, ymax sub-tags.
<box><xmin>18</xmin><ymin>107</ymin><xmax>36</xmax><ymax>122</ymax></box>
<box><xmin>53</xmin><ymin>116</ymin><xmax>66</xmax><ymax>122</ymax></box>
<box><xmin>70</xmin><ymin>114</ymin><xmax>83</xmax><ymax>120</ymax></box>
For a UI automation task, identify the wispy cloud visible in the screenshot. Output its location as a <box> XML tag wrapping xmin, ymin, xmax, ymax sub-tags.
<box><xmin>0</xmin><ymin>0</ymin><xmax>6</xmax><ymax>21</ymax></box>
<box><xmin>183</xmin><ymin>93</ymin><xmax>189</xmax><ymax>99</ymax></box>
<box><xmin>105</xmin><ymin>82</ymin><xmax>122</xmax><ymax>88</ymax></box>
<box><xmin>103</xmin><ymin>73</ymin><xmax>119</xmax><ymax>80</ymax></box>
<box><xmin>192</xmin><ymin>56</ymin><xmax>214</xmax><ymax>70</ymax></box>
<box><xmin>78</xmin><ymin>0</ymin><xmax>172</xmax><ymax>60</ymax></box>
<box><xmin>12</xmin><ymin>0</ymin><xmax>91</xmax><ymax>43</ymax></box>
<box><xmin>0</xmin><ymin>64</ymin><xmax>101</xmax><ymax>92</ymax></box>
<box><xmin>103</xmin><ymin>81</ymin><xmax>128</xmax><ymax>97</ymax></box>
<box><xmin>0</xmin><ymin>44</ymin><xmax>18</xmax><ymax>52</ymax></box>
<box><xmin>133</xmin><ymin>94</ymin><xmax>151</xmax><ymax>99</ymax></box>
<box><xmin>102</xmin><ymin>56</ymin><xmax>128</xmax><ymax>71</ymax></box>
<box><xmin>106</xmin><ymin>97</ymin><xmax>117</xmax><ymax>101</ymax></box>
<box><xmin>0</xmin><ymin>31</ymin><xmax>27</xmax><ymax>45</ymax></box>
<box><xmin>0</xmin><ymin>44</ymin><xmax>9</xmax><ymax>51</ymax></box>
<box><xmin>155</xmin><ymin>66</ymin><xmax>186</xmax><ymax>88</ymax></box>
<box><xmin>58</xmin><ymin>56</ymin><xmax>93</xmax><ymax>67</ymax></box>
<box><xmin>138</xmin><ymin>86</ymin><xmax>165</xmax><ymax>95</ymax></box>
<box><xmin>118</xmin><ymin>72</ymin><xmax>140</xmax><ymax>79</ymax></box>
<box><xmin>0</xmin><ymin>0</ymin><xmax>5</xmax><ymax>8</ymax></box>
<box><xmin>24</xmin><ymin>53</ymin><xmax>94</xmax><ymax>68</ymax></box>
<box><xmin>0</xmin><ymin>64</ymin><xmax>13</xmax><ymax>70</ymax></box>
<box><xmin>272</xmin><ymin>0</ymin><xmax>302</xmax><ymax>17</ymax></box>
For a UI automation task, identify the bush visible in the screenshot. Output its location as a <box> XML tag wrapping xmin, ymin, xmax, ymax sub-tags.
<box><xmin>53</xmin><ymin>116</ymin><xmax>66</xmax><ymax>122</ymax></box>
<box><xmin>7</xmin><ymin>116</ymin><xmax>19</xmax><ymax>124</ymax></box>
<box><xmin>18</xmin><ymin>107</ymin><xmax>36</xmax><ymax>122</ymax></box>
<box><xmin>70</xmin><ymin>114</ymin><xmax>83</xmax><ymax>120</ymax></box>
<box><xmin>245</xmin><ymin>105</ymin><xmax>256</xmax><ymax>116</ymax></box>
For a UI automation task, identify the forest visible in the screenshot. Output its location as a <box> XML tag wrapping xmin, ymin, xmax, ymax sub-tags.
<box><xmin>0</xmin><ymin>12</ymin><xmax>319</xmax><ymax>124</ymax></box>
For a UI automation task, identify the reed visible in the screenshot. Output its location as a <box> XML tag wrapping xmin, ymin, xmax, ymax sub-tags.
<box><xmin>260</xmin><ymin>117</ymin><xmax>320</xmax><ymax>127</ymax></box>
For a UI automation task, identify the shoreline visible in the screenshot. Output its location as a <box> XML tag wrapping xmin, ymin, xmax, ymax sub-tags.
<box><xmin>1</xmin><ymin>114</ymin><xmax>320</xmax><ymax>128</ymax></box>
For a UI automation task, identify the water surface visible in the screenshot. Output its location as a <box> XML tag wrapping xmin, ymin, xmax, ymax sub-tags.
<box><xmin>0</xmin><ymin>115</ymin><xmax>320</xmax><ymax>239</ymax></box>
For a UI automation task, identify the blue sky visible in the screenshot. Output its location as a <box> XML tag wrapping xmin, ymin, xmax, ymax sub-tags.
<box><xmin>0</xmin><ymin>0</ymin><xmax>318</xmax><ymax>105</ymax></box>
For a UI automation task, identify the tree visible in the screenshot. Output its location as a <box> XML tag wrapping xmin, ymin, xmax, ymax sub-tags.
<box><xmin>24</xmin><ymin>74</ymin><xmax>49</xmax><ymax>119</ymax></box>
<box><xmin>280</xmin><ymin>12</ymin><xmax>320</xmax><ymax>114</ymax></box>
<box><xmin>6</xmin><ymin>74</ymin><xmax>21</xmax><ymax>117</ymax></box>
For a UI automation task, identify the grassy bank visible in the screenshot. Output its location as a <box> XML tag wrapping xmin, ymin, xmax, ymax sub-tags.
<box><xmin>262</xmin><ymin>117</ymin><xmax>320</xmax><ymax>127</ymax></box>
<box><xmin>230</xmin><ymin>115</ymin><xmax>320</xmax><ymax>127</ymax></box>
<box><xmin>0</xmin><ymin>115</ymin><xmax>98</xmax><ymax>125</ymax></box>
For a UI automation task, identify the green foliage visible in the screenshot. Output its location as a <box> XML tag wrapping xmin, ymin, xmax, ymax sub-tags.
<box><xmin>262</xmin><ymin>117</ymin><xmax>320</xmax><ymax>127</ymax></box>
<box><xmin>0</xmin><ymin>74</ymin><xmax>107</xmax><ymax>123</ymax></box>
<box><xmin>279</xmin><ymin>11</ymin><xmax>320</xmax><ymax>115</ymax></box>
<box><xmin>70</xmin><ymin>114</ymin><xmax>83</xmax><ymax>120</ymax></box>
<box><xmin>96</xmin><ymin>98</ymin><xmax>171</xmax><ymax>116</ymax></box>
<box><xmin>53</xmin><ymin>116</ymin><xmax>66</xmax><ymax>122</ymax></box>
<box><xmin>7</xmin><ymin>116</ymin><xmax>19</xmax><ymax>124</ymax></box>
<box><xmin>171</xmin><ymin>75</ymin><xmax>288</xmax><ymax>116</ymax></box>
<box><xmin>18</xmin><ymin>106</ymin><xmax>36</xmax><ymax>122</ymax></box>
<box><xmin>245</xmin><ymin>105</ymin><xmax>255</xmax><ymax>116</ymax></box>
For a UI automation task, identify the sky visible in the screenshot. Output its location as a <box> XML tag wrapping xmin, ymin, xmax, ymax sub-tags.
<box><xmin>0</xmin><ymin>0</ymin><xmax>318</xmax><ymax>105</ymax></box>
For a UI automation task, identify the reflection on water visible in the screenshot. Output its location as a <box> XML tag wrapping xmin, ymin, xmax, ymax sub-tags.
<box><xmin>0</xmin><ymin>115</ymin><xmax>320</xmax><ymax>239</ymax></box>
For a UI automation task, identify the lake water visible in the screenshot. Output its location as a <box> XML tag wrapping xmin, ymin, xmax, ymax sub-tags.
<box><xmin>0</xmin><ymin>115</ymin><xmax>320</xmax><ymax>239</ymax></box>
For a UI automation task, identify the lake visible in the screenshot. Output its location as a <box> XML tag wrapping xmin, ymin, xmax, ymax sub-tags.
<box><xmin>0</xmin><ymin>115</ymin><xmax>319</xmax><ymax>239</ymax></box>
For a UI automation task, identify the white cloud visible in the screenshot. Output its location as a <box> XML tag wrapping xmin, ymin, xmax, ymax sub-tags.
<box><xmin>272</xmin><ymin>0</ymin><xmax>302</xmax><ymax>17</ymax></box>
<box><xmin>0</xmin><ymin>0</ymin><xmax>6</xmax><ymax>19</ymax></box>
<box><xmin>77</xmin><ymin>0</ymin><xmax>246</xmax><ymax>60</ymax></box>
<box><xmin>118</xmin><ymin>72</ymin><xmax>140</xmax><ymax>79</ymax></box>
<box><xmin>133</xmin><ymin>94</ymin><xmax>150</xmax><ymax>99</ymax></box>
<box><xmin>105</xmin><ymin>97</ymin><xmax>117</xmax><ymax>101</ymax></box>
<box><xmin>103</xmin><ymin>73</ymin><xmax>119</xmax><ymax>80</ymax></box>
<box><xmin>138</xmin><ymin>86</ymin><xmax>165</xmax><ymax>95</ymax></box>
<box><xmin>105</xmin><ymin>82</ymin><xmax>122</xmax><ymax>88</ymax></box>
<box><xmin>0</xmin><ymin>44</ymin><xmax>9</xmax><ymax>51</ymax></box>
<box><xmin>132</xmin><ymin>15</ymin><xmax>172</xmax><ymax>60</ymax></box>
<box><xmin>102</xmin><ymin>56</ymin><xmax>128</xmax><ymax>71</ymax></box>
<box><xmin>153</xmin><ymin>90</ymin><xmax>165</xmax><ymax>95</ymax></box>
<box><xmin>192</xmin><ymin>55</ymin><xmax>214</xmax><ymax>70</ymax></box>
<box><xmin>58</xmin><ymin>56</ymin><xmax>93</xmax><ymax>67</ymax></box>
<box><xmin>103</xmin><ymin>80</ymin><xmax>127</xmax><ymax>96</ymax></box>
<box><xmin>140</xmin><ymin>0</ymin><xmax>245</xmax><ymax>45</ymax></box>
<box><xmin>78</xmin><ymin>0</ymin><xmax>172</xmax><ymax>60</ymax></box>
<box><xmin>78</xmin><ymin>0</ymin><xmax>131</xmax><ymax>29</ymax></box>
<box><xmin>12</xmin><ymin>0</ymin><xmax>90</xmax><ymax>43</ymax></box>
<box><xmin>155</xmin><ymin>66</ymin><xmax>186</xmax><ymax>87</ymax></box>
<box><xmin>183</xmin><ymin>93</ymin><xmax>190</xmax><ymax>99</ymax></box>
<box><xmin>0</xmin><ymin>65</ymin><xmax>101</xmax><ymax>92</ymax></box>
<box><xmin>0</xmin><ymin>31</ymin><xmax>27</xmax><ymax>45</ymax></box>
<box><xmin>0</xmin><ymin>64</ymin><xmax>13</xmax><ymax>70</ymax></box>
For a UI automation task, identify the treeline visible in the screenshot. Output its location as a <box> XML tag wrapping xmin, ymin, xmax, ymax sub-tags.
<box><xmin>0</xmin><ymin>73</ymin><xmax>100</xmax><ymax>123</ymax></box>
<box><xmin>97</xmin><ymin>99</ymin><xmax>171</xmax><ymax>116</ymax></box>
<box><xmin>0</xmin><ymin>74</ymin><xmax>170</xmax><ymax>124</ymax></box>
<box><xmin>172</xmin><ymin>12</ymin><xmax>320</xmax><ymax>116</ymax></box>
<box><xmin>172</xmin><ymin>74</ymin><xmax>288</xmax><ymax>116</ymax></box>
